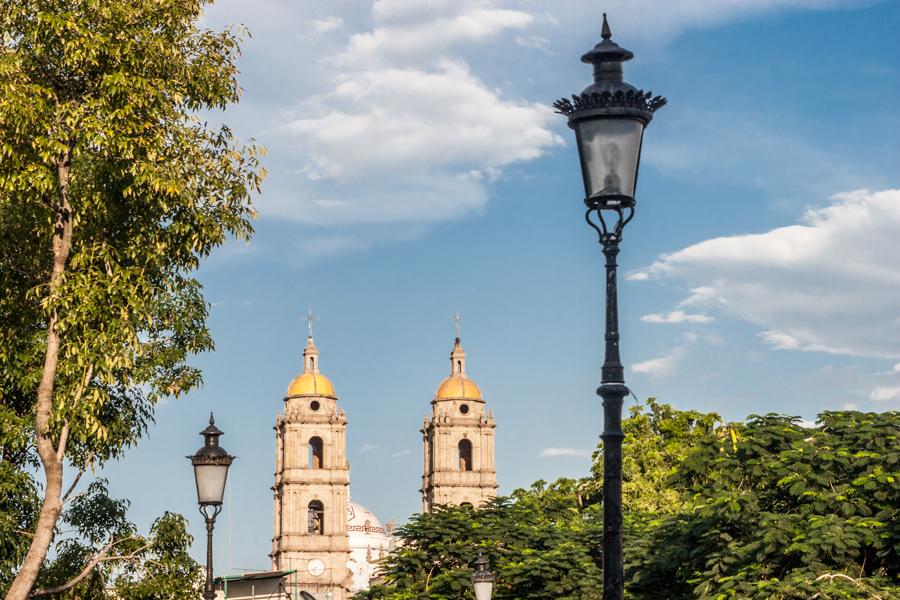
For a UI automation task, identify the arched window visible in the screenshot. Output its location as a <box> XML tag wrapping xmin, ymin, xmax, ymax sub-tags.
<box><xmin>458</xmin><ymin>439</ymin><xmax>473</xmax><ymax>471</ymax></box>
<box><xmin>307</xmin><ymin>500</ymin><xmax>324</xmax><ymax>535</ymax></box>
<box><xmin>309</xmin><ymin>436</ymin><xmax>324</xmax><ymax>469</ymax></box>
<box><xmin>309</xmin><ymin>356</ymin><xmax>315</xmax><ymax>371</ymax></box>
<box><xmin>456</xmin><ymin>360</ymin><xmax>462</xmax><ymax>374</ymax></box>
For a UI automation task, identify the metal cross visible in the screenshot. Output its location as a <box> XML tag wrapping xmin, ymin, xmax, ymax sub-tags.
<box><xmin>304</xmin><ymin>307</ymin><xmax>319</xmax><ymax>338</ymax></box>
<box><xmin>452</xmin><ymin>310</ymin><xmax>462</xmax><ymax>339</ymax></box>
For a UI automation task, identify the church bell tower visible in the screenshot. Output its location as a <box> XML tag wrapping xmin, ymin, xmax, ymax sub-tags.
<box><xmin>421</xmin><ymin>328</ymin><xmax>497</xmax><ymax>512</ymax></box>
<box><xmin>272</xmin><ymin>320</ymin><xmax>351</xmax><ymax>598</ymax></box>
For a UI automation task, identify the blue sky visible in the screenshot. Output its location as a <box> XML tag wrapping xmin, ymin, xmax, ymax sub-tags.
<box><xmin>101</xmin><ymin>0</ymin><xmax>899</xmax><ymax>575</ymax></box>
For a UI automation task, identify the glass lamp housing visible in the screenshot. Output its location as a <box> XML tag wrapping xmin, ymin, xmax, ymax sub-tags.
<box><xmin>474</xmin><ymin>580</ymin><xmax>494</xmax><ymax>600</ymax></box>
<box><xmin>574</xmin><ymin>116</ymin><xmax>644</xmax><ymax>202</ymax></box>
<box><xmin>188</xmin><ymin>413</ymin><xmax>234</xmax><ymax>507</ymax></box>
<box><xmin>193</xmin><ymin>463</ymin><xmax>230</xmax><ymax>506</ymax></box>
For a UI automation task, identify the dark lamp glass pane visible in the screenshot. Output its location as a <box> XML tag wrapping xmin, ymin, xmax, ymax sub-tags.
<box><xmin>575</xmin><ymin>118</ymin><xmax>644</xmax><ymax>199</ymax></box>
<box><xmin>194</xmin><ymin>463</ymin><xmax>229</xmax><ymax>505</ymax></box>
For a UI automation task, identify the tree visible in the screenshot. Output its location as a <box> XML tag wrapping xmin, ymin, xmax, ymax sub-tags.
<box><xmin>628</xmin><ymin>411</ymin><xmax>900</xmax><ymax>599</ymax></box>
<box><xmin>363</xmin><ymin>403</ymin><xmax>900</xmax><ymax>599</ymax></box>
<box><xmin>0</xmin><ymin>0</ymin><xmax>264</xmax><ymax>596</ymax></box>
<box><xmin>361</xmin><ymin>482</ymin><xmax>604</xmax><ymax>600</ymax></box>
<box><xmin>0</xmin><ymin>476</ymin><xmax>202</xmax><ymax>598</ymax></box>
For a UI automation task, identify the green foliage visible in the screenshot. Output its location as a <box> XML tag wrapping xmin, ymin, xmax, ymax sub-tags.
<box><xmin>0</xmin><ymin>0</ymin><xmax>265</xmax><ymax>465</ymax></box>
<box><xmin>0</xmin><ymin>0</ymin><xmax>263</xmax><ymax>595</ymax></box>
<box><xmin>0</xmin><ymin>478</ymin><xmax>201</xmax><ymax>598</ymax></box>
<box><xmin>362</xmin><ymin>482</ymin><xmax>603</xmax><ymax>600</ymax></box>
<box><xmin>592</xmin><ymin>398</ymin><xmax>721</xmax><ymax>515</ymax></box>
<box><xmin>0</xmin><ymin>466</ymin><xmax>39</xmax><ymax>586</ymax></box>
<box><xmin>366</xmin><ymin>403</ymin><xmax>900</xmax><ymax>599</ymax></box>
<box><xmin>630</xmin><ymin>411</ymin><xmax>900</xmax><ymax>599</ymax></box>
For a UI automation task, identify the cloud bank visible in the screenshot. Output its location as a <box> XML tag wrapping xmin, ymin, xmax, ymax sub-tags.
<box><xmin>632</xmin><ymin>189</ymin><xmax>900</xmax><ymax>359</ymax></box>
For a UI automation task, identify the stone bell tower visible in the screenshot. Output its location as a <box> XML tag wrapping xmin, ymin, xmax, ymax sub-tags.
<box><xmin>272</xmin><ymin>326</ymin><xmax>351</xmax><ymax>599</ymax></box>
<box><xmin>421</xmin><ymin>333</ymin><xmax>497</xmax><ymax>512</ymax></box>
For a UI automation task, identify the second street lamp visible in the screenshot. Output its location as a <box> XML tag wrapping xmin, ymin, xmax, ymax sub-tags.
<box><xmin>554</xmin><ymin>14</ymin><xmax>665</xmax><ymax>600</ymax></box>
<box><xmin>188</xmin><ymin>413</ymin><xmax>235</xmax><ymax>600</ymax></box>
<box><xmin>472</xmin><ymin>554</ymin><xmax>494</xmax><ymax>600</ymax></box>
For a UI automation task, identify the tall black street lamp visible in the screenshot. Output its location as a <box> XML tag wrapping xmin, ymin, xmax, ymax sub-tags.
<box><xmin>188</xmin><ymin>413</ymin><xmax>235</xmax><ymax>600</ymax></box>
<box><xmin>554</xmin><ymin>14</ymin><xmax>665</xmax><ymax>600</ymax></box>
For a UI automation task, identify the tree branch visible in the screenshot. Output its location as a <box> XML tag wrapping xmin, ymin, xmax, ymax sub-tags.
<box><xmin>807</xmin><ymin>573</ymin><xmax>885</xmax><ymax>600</ymax></box>
<box><xmin>29</xmin><ymin>537</ymin><xmax>152</xmax><ymax>597</ymax></box>
<box><xmin>56</xmin><ymin>365</ymin><xmax>93</xmax><ymax>463</ymax></box>
<box><xmin>61</xmin><ymin>453</ymin><xmax>93</xmax><ymax>505</ymax></box>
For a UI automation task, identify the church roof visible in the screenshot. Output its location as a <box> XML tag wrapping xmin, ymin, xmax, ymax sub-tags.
<box><xmin>435</xmin><ymin>376</ymin><xmax>482</xmax><ymax>400</ymax></box>
<box><xmin>347</xmin><ymin>501</ymin><xmax>387</xmax><ymax>536</ymax></box>
<box><xmin>286</xmin><ymin>372</ymin><xmax>336</xmax><ymax>397</ymax></box>
<box><xmin>434</xmin><ymin>336</ymin><xmax>483</xmax><ymax>400</ymax></box>
<box><xmin>286</xmin><ymin>333</ymin><xmax>337</xmax><ymax>397</ymax></box>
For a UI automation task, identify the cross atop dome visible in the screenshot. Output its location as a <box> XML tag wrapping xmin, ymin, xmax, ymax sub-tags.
<box><xmin>302</xmin><ymin>308</ymin><xmax>320</xmax><ymax>374</ymax></box>
<box><xmin>304</xmin><ymin>306</ymin><xmax>319</xmax><ymax>339</ymax></box>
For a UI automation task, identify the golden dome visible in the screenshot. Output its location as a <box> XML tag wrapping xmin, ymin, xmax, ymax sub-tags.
<box><xmin>286</xmin><ymin>373</ymin><xmax>336</xmax><ymax>398</ymax></box>
<box><xmin>435</xmin><ymin>375</ymin><xmax>482</xmax><ymax>400</ymax></box>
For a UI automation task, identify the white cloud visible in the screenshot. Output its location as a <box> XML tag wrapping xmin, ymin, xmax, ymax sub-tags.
<box><xmin>360</xmin><ymin>443</ymin><xmax>378</xmax><ymax>452</ymax></box>
<box><xmin>391</xmin><ymin>449</ymin><xmax>413</xmax><ymax>458</ymax></box>
<box><xmin>514</xmin><ymin>34</ymin><xmax>551</xmax><ymax>52</ymax></box>
<box><xmin>199</xmin><ymin>0</ymin><xmax>882</xmax><ymax>261</ymax></box>
<box><xmin>626</xmin><ymin>271</ymin><xmax>650</xmax><ymax>282</ymax></box>
<box><xmin>759</xmin><ymin>331</ymin><xmax>801</xmax><ymax>350</ymax></box>
<box><xmin>336</xmin><ymin>7</ymin><xmax>532</xmax><ymax>66</ymax></box>
<box><xmin>641</xmin><ymin>311</ymin><xmax>713</xmax><ymax>324</ymax></box>
<box><xmin>870</xmin><ymin>386</ymin><xmax>900</xmax><ymax>403</ymax></box>
<box><xmin>269</xmin><ymin>2</ymin><xmax>561</xmax><ymax>227</ymax></box>
<box><xmin>539</xmin><ymin>447</ymin><xmax>591</xmax><ymax>458</ymax></box>
<box><xmin>312</xmin><ymin>17</ymin><xmax>343</xmax><ymax>34</ymax></box>
<box><xmin>633</xmin><ymin>189</ymin><xmax>900</xmax><ymax>359</ymax></box>
<box><xmin>632</xmin><ymin>347</ymin><xmax>684</xmax><ymax>378</ymax></box>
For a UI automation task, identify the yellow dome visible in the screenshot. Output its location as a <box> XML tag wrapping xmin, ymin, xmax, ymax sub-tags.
<box><xmin>435</xmin><ymin>376</ymin><xmax>482</xmax><ymax>400</ymax></box>
<box><xmin>286</xmin><ymin>373</ymin><xmax>336</xmax><ymax>397</ymax></box>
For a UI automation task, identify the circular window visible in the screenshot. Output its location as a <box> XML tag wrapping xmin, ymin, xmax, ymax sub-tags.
<box><xmin>459</xmin><ymin>404</ymin><xmax>469</xmax><ymax>414</ymax></box>
<box><xmin>310</xmin><ymin>400</ymin><xmax>321</xmax><ymax>411</ymax></box>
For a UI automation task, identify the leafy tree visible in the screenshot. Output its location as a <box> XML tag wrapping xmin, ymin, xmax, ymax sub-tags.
<box><xmin>629</xmin><ymin>411</ymin><xmax>900</xmax><ymax>599</ymax></box>
<box><xmin>591</xmin><ymin>398</ymin><xmax>722</xmax><ymax>515</ymax></box>
<box><xmin>362</xmin><ymin>481</ymin><xmax>603</xmax><ymax>600</ymax></box>
<box><xmin>2</xmin><ymin>478</ymin><xmax>202</xmax><ymax>599</ymax></box>
<box><xmin>0</xmin><ymin>0</ymin><xmax>264</xmax><ymax>596</ymax></box>
<box><xmin>364</xmin><ymin>403</ymin><xmax>900</xmax><ymax>599</ymax></box>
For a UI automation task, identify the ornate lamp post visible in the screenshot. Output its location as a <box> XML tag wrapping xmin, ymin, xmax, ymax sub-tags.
<box><xmin>472</xmin><ymin>554</ymin><xmax>494</xmax><ymax>600</ymax></box>
<box><xmin>188</xmin><ymin>413</ymin><xmax>235</xmax><ymax>600</ymax></box>
<box><xmin>553</xmin><ymin>14</ymin><xmax>665</xmax><ymax>600</ymax></box>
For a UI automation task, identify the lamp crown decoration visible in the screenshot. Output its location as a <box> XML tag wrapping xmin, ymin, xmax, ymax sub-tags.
<box><xmin>556</xmin><ymin>14</ymin><xmax>666</xmax><ymax>126</ymax></box>
<box><xmin>472</xmin><ymin>553</ymin><xmax>495</xmax><ymax>584</ymax></box>
<box><xmin>189</xmin><ymin>412</ymin><xmax>234</xmax><ymax>466</ymax></box>
<box><xmin>601</xmin><ymin>12</ymin><xmax>612</xmax><ymax>40</ymax></box>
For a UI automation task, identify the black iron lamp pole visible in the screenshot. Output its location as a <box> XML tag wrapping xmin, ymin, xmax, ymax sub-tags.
<box><xmin>188</xmin><ymin>413</ymin><xmax>235</xmax><ymax>600</ymax></box>
<box><xmin>554</xmin><ymin>14</ymin><xmax>665</xmax><ymax>600</ymax></box>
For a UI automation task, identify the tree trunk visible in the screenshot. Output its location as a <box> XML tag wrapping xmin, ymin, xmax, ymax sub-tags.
<box><xmin>5</xmin><ymin>155</ymin><xmax>73</xmax><ymax>600</ymax></box>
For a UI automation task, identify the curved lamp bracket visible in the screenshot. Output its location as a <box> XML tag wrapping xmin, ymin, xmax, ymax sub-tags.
<box><xmin>585</xmin><ymin>204</ymin><xmax>634</xmax><ymax>246</ymax></box>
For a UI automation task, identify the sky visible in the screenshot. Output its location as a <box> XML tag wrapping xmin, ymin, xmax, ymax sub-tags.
<box><xmin>99</xmin><ymin>0</ymin><xmax>900</xmax><ymax>576</ymax></box>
